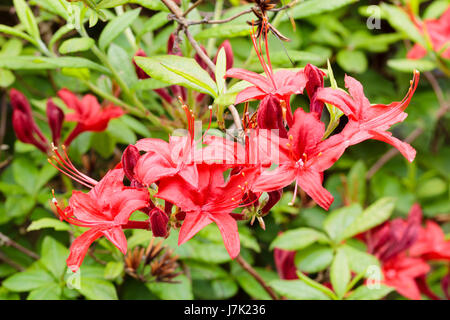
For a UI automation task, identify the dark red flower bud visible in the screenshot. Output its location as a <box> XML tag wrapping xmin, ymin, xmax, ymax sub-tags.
<box><xmin>257</xmin><ymin>95</ymin><xmax>288</xmax><ymax>138</ymax></box>
<box><xmin>10</xmin><ymin>89</ymin><xmax>49</xmax><ymax>153</ymax></box>
<box><xmin>149</xmin><ymin>207</ymin><xmax>169</xmax><ymax>237</ymax></box>
<box><xmin>214</xmin><ymin>40</ymin><xmax>234</xmax><ymax>71</ymax></box>
<box><xmin>46</xmin><ymin>99</ymin><xmax>64</xmax><ymax>146</ymax></box>
<box><xmin>121</xmin><ymin>144</ymin><xmax>141</xmax><ymax>183</ymax></box>
<box><xmin>133</xmin><ymin>49</ymin><xmax>150</xmax><ymax>80</ymax></box>
<box><xmin>304</xmin><ymin>64</ymin><xmax>326</xmax><ymax>116</ymax></box>
<box><xmin>261</xmin><ymin>189</ymin><xmax>282</xmax><ymax>214</ymax></box>
<box><xmin>274</xmin><ymin>247</ymin><xmax>298</xmax><ymax>280</ymax></box>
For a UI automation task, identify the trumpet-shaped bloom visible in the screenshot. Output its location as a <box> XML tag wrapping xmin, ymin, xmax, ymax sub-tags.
<box><xmin>156</xmin><ymin>164</ymin><xmax>257</xmax><ymax>258</ymax></box>
<box><xmin>316</xmin><ymin>71</ymin><xmax>420</xmax><ymax>162</ymax></box>
<box><xmin>58</xmin><ymin>89</ymin><xmax>124</xmax><ymax>146</ymax></box>
<box><xmin>53</xmin><ymin>169</ymin><xmax>149</xmax><ymax>272</ymax></box>
<box><xmin>252</xmin><ymin>108</ymin><xmax>347</xmax><ymax>210</ymax></box>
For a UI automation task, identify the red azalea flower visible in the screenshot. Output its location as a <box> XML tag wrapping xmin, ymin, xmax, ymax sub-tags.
<box><xmin>251</xmin><ymin>108</ymin><xmax>347</xmax><ymax>210</ymax></box>
<box><xmin>225</xmin><ymin>31</ymin><xmax>307</xmax><ymax>125</ymax></box>
<box><xmin>53</xmin><ymin>169</ymin><xmax>149</xmax><ymax>272</ymax></box>
<box><xmin>155</xmin><ymin>164</ymin><xmax>258</xmax><ymax>258</ymax></box>
<box><xmin>407</xmin><ymin>6</ymin><xmax>450</xmax><ymax>60</ymax></box>
<box><xmin>316</xmin><ymin>70</ymin><xmax>420</xmax><ymax>162</ymax></box>
<box><xmin>58</xmin><ymin>88</ymin><xmax>124</xmax><ymax>146</ymax></box>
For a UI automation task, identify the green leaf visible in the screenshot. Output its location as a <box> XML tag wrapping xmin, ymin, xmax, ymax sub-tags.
<box><xmin>27</xmin><ymin>218</ymin><xmax>71</xmax><ymax>232</ymax></box>
<box><xmin>387</xmin><ymin>58</ymin><xmax>436</xmax><ymax>73</ymax></box>
<box><xmin>380</xmin><ymin>3</ymin><xmax>426</xmax><ymax>46</ymax></box>
<box><xmin>193</xmin><ymin>278</ymin><xmax>238</xmax><ymax>300</ymax></box>
<box><xmin>12</xmin><ymin>157</ymin><xmax>39</xmax><ymax>195</ymax></box>
<box><xmin>27</xmin><ymin>283</ymin><xmax>62</xmax><ymax>300</ymax></box>
<box><xmin>294</xmin><ymin>244</ymin><xmax>334</xmax><ymax>273</ymax></box>
<box><xmin>341</xmin><ymin>244</ymin><xmax>380</xmax><ymax>275</ymax></box>
<box><xmin>270</xmin><ymin>280</ymin><xmax>331</xmax><ymax>300</ymax></box>
<box><xmin>104</xmin><ymin>261</ymin><xmax>124</xmax><ymax>280</ymax></box>
<box><xmin>107</xmin><ymin>44</ymin><xmax>137</xmax><ymax>88</ymax></box>
<box><xmin>195</xmin><ymin>24</ymin><xmax>251</xmax><ymax>40</ymax></box>
<box><xmin>0</xmin><ymin>56</ymin><xmax>109</xmax><ymax>73</ymax></box>
<box><xmin>347</xmin><ymin>284</ymin><xmax>393</xmax><ymax>300</ymax></box>
<box><xmin>341</xmin><ymin>198</ymin><xmax>396</xmax><ymax>239</ymax></box>
<box><xmin>3</xmin><ymin>269</ymin><xmax>55</xmax><ymax>292</ymax></box>
<box><xmin>59</xmin><ymin>37</ymin><xmax>95</xmax><ymax>54</ymax></box>
<box><xmin>146</xmin><ymin>274</ymin><xmax>193</xmax><ymax>300</ymax></box>
<box><xmin>289</xmin><ymin>0</ymin><xmax>358</xmax><ymax>20</ymax></box>
<box><xmin>40</xmin><ymin>236</ymin><xmax>69</xmax><ymax>279</ymax></box>
<box><xmin>417</xmin><ymin>177</ymin><xmax>447</xmax><ymax>199</ymax></box>
<box><xmin>0</xmin><ymin>24</ymin><xmax>37</xmax><ymax>45</ymax></box>
<box><xmin>336</xmin><ymin>50</ymin><xmax>368</xmax><ymax>74</ymax></box>
<box><xmin>99</xmin><ymin>8</ymin><xmax>141</xmax><ymax>51</ymax></box>
<box><xmin>13</xmin><ymin>0</ymin><xmax>40</xmax><ymax>40</ymax></box>
<box><xmin>324</xmin><ymin>204</ymin><xmax>362</xmax><ymax>243</ymax></box>
<box><xmin>0</xmin><ymin>69</ymin><xmax>15</xmax><ymax>87</ymax></box>
<box><xmin>330</xmin><ymin>247</ymin><xmax>350</xmax><ymax>299</ymax></box>
<box><xmin>90</xmin><ymin>131</ymin><xmax>116</xmax><ymax>158</ymax></box>
<box><xmin>135</xmin><ymin>55</ymin><xmax>218</xmax><ymax>97</ymax></box>
<box><xmin>215</xmin><ymin>47</ymin><xmax>227</xmax><ymax>95</ymax></box>
<box><xmin>78</xmin><ymin>278</ymin><xmax>118</xmax><ymax>300</ymax></box>
<box><xmin>270</xmin><ymin>228</ymin><xmax>329</xmax><ymax>251</ymax></box>
<box><xmin>31</xmin><ymin>0</ymin><xmax>69</xmax><ymax>19</ymax></box>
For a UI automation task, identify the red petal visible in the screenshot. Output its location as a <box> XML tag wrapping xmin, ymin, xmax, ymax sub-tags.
<box><xmin>178</xmin><ymin>211</ymin><xmax>212</xmax><ymax>245</ymax></box>
<box><xmin>66</xmin><ymin>227</ymin><xmax>103</xmax><ymax>272</ymax></box>
<box><xmin>368</xmin><ymin>130</ymin><xmax>416</xmax><ymax>162</ymax></box>
<box><xmin>210</xmin><ymin>212</ymin><xmax>240</xmax><ymax>259</ymax></box>
<box><xmin>102</xmin><ymin>227</ymin><xmax>128</xmax><ymax>255</ymax></box>
<box><xmin>296</xmin><ymin>169</ymin><xmax>334</xmax><ymax>210</ymax></box>
<box><xmin>252</xmin><ymin>165</ymin><xmax>297</xmax><ymax>193</ymax></box>
<box><xmin>235</xmin><ymin>86</ymin><xmax>267</xmax><ymax>104</ymax></box>
<box><xmin>225</xmin><ymin>68</ymin><xmax>272</xmax><ymax>92</ymax></box>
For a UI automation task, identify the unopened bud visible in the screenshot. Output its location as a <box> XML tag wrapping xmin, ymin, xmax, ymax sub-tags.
<box><xmin>46</xmin><ymin>99</ymin><xmax>65</xmax><ymax>146</ymax></box>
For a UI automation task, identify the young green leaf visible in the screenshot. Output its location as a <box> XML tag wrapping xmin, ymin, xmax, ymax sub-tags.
<box><xmin>13</xmin><ymin>0</ymin><xmax>40</xmax><ymax>41</ymax></box>
<box><xmin>135</xmin><ymin>55</ymin><xmax>218</xmax><ymax>98</ymax></box>
<box><xmin>270</xmin><ymin>279</ymin><xmax>331</xmax><ymax>300</ymax></box>
<box><xmin>99</xmin><ymin>7</ymin><xmax>141</xmax><ymax>51</ymax></box>
<box><xmin>330</xmin><ymin>247</ymin><xmax>351</xmax><ymax>299</ymax></box>
<box><xmin>59</xmin><ymin>37</ymin><xmax>95</xmax><ymax>54</ymax></box>
<box><xmin>40</xmin><ymin>236</ymin><xmax>69</xmax><ymax>279</ymax></box>
<box><xmin>341</xmin><ymin>197</ymin><xmax>396</xmax><ymax>239</ymax></box>
<box><xmin>269</xmin><ymin>228</ymin><xmax>329</xmax><ymax>251</ymax></box>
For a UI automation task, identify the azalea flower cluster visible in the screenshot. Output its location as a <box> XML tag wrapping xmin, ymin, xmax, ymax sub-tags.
<box><xmin>9</xmin><ymin>27</ymin><xmax>422</xmax><ymax>273</ymax></box>
<box><xmin>274</xmin><ymin>204</ymin><xmax>450</xmax><ymax>300</ymax></box>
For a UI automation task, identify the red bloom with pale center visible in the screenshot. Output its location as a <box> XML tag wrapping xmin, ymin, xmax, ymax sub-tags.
<box><xmin>58</xmin><ymin>89</ymin><xmax>124</xmax><ymax>146</ymax></box>
<box><xmin>251</xmin><ymin>108</ymin><xmax>347</xmax><ymax>210</ymax></box>
<box><xmin>155</xmin><ymin>164</ymin><xmax>258</xmax><ymax>258</ymax></box>
<box><xmin>53</xmin><ymin>169</ymin><xmax>149</xmax><ymax>272</ymax></box>
<box><xmin>407</xmin><ymin>6</ymin><xmax>450</xmax><ymax>60</ymax></box>
<box><xmin>316</xmin><ymin>71</ymin><xmax>420</xmax><ymax>162</ymax></box>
